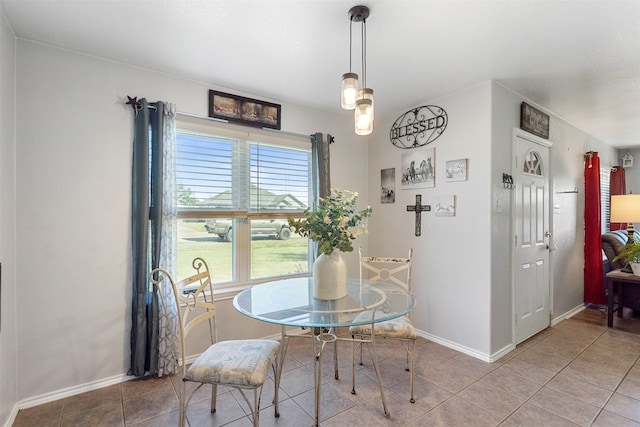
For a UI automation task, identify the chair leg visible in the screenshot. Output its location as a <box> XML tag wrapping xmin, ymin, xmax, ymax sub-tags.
<box><xmin>179</xmin><ymin>380</ymin><xmax>187</xmax><ymax>427</ymax></box>
<box><xmin>272</xmin><ymin>361</ymin><xmax>280</xmax><ymax>418</ymax></box>
<box><xmin>333</xmin><ymin>337</ymin><xmax>340</xmax><ymax>380</ymax></box>
<box><xmin>210</xmin><ymin>384</ymin><xmax>217</xmax><ymax>413</ymax></box>
<box><xmin>409</xmin><ymin>339</ymin><xmax>416</xmax><ymax>403</ymax></box>
<box><xmin>252</xmin><ymin>388</ymin><xmax>260</xmax><ymax>427</ymax></box>
<box><xmin>351</xmin><ymin>337</ymin><xmax>357</xmax><ymax>395</ymax></box>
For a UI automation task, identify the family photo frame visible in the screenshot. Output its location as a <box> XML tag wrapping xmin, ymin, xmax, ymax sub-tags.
<box><xmin>208</xmin><ymin>90</ymin><xmax>281</xmax><ymax>130</ymax></box>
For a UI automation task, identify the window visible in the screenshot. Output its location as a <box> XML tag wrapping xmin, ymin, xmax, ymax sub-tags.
<box><xmin>175</xmin><ymin>116</ymin><xmax>312</xmax><ymax>285</ymax></box>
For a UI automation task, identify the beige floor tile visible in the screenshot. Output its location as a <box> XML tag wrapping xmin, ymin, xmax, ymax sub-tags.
<box><xmin>12</xmin><ymin>400</ymin><xmax>63</xmax><ymax>427</ymax></box>
<box><xmin>62</xmin><ymin>383</ymin><xmax>122</xmax><ymax>417</ymax></box>
<box><xmin>514</xmin><ymin>346</ymin><xmax>573</xmax><ymax>372</ymax></box>
<box><xmin>591</xmin><ymin>410</ymin><xmax>640</xmax><ymax>427</ymax></box>
<box><xmin>394</xmin><ymin>375</ymin><xmax>451</xmax><ymax>410</ymax></box>
<box><xmin>457</xmin><ymin>381</ymin><xmax>524</xmax><ymax>420</ymax></box>
<box><xmin>437</xmin><ymin>353</ymin><xmax>498</xmax><ymax>380</ymax></box>
<box><xmin>505</xmin><ymin>402</ymin><xmax>581</xmax><ymax>427</ymax></box>
<box><xmin>61</xmin><ymin>399</ymin><xmax>124</xmax><ymax>427</ymax></box>
<box><xmin>122</xmin><ymin>386</ymin><xmax>179</xmax><ymax>425</ymax></box>
<box><xmin>428</xmin><ymin>395</ymin><xmax>504</xmax><ymax>427</ymax></box>
<box><xmin>291</xmin><ymin>381</ymin><xmax>359</xmax><ymax>422</ymax></box>
<box><xmin>321</xmin><ymin>405</ymin><xmax>385</xmax><ymax>427</ymax></box>
<box><xmin>618</xmin><ymin>378</ymin><xmax>640</xmax><ymax>401</ymax></box>
<box><xmin>500</xmin><ymin>358</ymin><xmax>556</xmax><ymax>385</ymax></box>
<box><xmin>258</xmin><ymin>398</ymin><xmax>314</xmax><ymax>427</ymax></box>
<box><xmin>360</xmin><ymin>390</ymin><xmax>428</xmax><ymax>426</ymax></box>
<box><xmin>605</xmin><ymin>392</ymin><xmax>640</xmax><ymax>423</ymax></box>
<box><xmin>562</xmin><ymin>362</ymin><xmax>624</xmax><ymax>391</ymax></box>
<box><xmin>529</xmin><ymin>387</ymin><xmax>600</xmax><ymax>426</ymax></box>
<box><xmin>480</xmin><ymin>366</ymin><xmax>543</xmax><ymax>400</ymax></box>
<box><xmin>545</xmin><ymin>372</ymin><xmax>613</xmax><ymax>407</ymax></box>
<box><xmin>420</xmin><ymin>363</ymin><xmax>476</xmax><ymax>394</ymax></box>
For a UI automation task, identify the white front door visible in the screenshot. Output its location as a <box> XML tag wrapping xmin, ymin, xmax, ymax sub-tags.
<box><xmin>512</xmin><ymin>129</ymin><xmax>552</xmax><ymax>344</ymax></box>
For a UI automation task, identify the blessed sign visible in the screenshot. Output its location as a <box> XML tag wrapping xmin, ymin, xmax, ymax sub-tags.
<box><xmin>390</xmin><ymin>105</ymin><xmax>448</xmax><ymax>149</ymax></box>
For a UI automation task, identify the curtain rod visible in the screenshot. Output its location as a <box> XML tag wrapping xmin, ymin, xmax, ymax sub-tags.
<box><xmin>126</xmin><ymin>96</ymin><xmax>312</xmax><ymax>140</ymax></box>
<box><xmin>176</xmin><ymin>111</ymin><xmax>311</xmax><ymax>140</ymax></box>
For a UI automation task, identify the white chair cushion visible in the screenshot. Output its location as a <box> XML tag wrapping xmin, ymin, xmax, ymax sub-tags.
<box><xmin>349</xmin><ymin>311</ymin><xmax>417</xmax><ymax>339</ymax></box>
<box><xmin>185</xmin><ymin>339</ymin><xmax>279</xmax><ymax>387</ymax></box>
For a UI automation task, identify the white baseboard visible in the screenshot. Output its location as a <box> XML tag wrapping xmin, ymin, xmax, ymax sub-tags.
<box><xmin>552</xmin><ymin>303</ymin><xmax>586</xmax><ymax>326</ymax></box>
<box><xmin>16</xmin><ymin>373</ymin><xmax>135</xmax><ymax>411</ymax></box>
<box><xmin>416</xmin><ymin>330</ymin><xmax>496</xmax><ymax>362</ymax></box>
<box><xmin>2</xmin><ymin>404</ymin><xmax>19</xmax><ymax>427</ymax></box>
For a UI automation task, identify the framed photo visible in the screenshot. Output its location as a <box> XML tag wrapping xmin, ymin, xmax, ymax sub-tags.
<box><xmin>381</xmin><ymin>168</ymin><xmax>395</xmax><ymax>203</ymax></box>
<box><xmin>520</xmin><ymin>102</ymin><xmax>549</xmax><ymax>139</ymax></box>
<box><xmin>401</xmin><ymin>148</ymin><xmax>435</xmax><ymax>189</ymax></box>
<box><xmin>445</xmin><ymin>158</ymin><xmax>468</xmax><ymax>182</ymax></box>
<box><xmin>434</xmin><ymin>195</ymin><xmax>455</xmax><ymax>217</ymax></box>
<box><xmin>208</xmin><ymin>90</ymin><xmax>281</xmax><ymax>130</ymax></box>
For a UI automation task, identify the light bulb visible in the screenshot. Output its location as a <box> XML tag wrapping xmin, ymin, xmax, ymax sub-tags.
<box><xmin>354</xmin><ymin>98</ymin><xmax>373</xmax><ymax>135</ymax></box>
<box><xmin>341</xmin><ymin>73</ymin><xmax>358</xmax><ymax>110</ymax></box>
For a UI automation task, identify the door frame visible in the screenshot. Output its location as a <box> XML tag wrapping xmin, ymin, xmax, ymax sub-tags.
<box><xmin>511</xmin><ymin>127</ymin><xmax>554</xmax><ymax>345</ymax></box>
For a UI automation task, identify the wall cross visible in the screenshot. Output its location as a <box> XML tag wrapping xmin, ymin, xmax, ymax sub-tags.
<box><xmin>406</xmin><ymin>194</ymin><xmax>430</xmax><ymax>237</ymax></box>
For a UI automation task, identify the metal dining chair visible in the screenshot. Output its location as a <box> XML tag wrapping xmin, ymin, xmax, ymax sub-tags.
<box><xmin>349</xmin><ymin>247</ymin><xmax>416</xmax><ymax>403</ymax></box>
<box><xmin>150</xmin><ymin>257</ymin><xmax>281</xmax><ymax>427</ymax></box>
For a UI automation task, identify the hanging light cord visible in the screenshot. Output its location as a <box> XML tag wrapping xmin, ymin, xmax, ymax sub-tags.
<box><xmin>361</xmin><ymin>18</ymin><xmax>367</xmax><ymax>87</ymax></box>
<box><xmin>349</xmin><ymin>19</ymin><xmax>353</xmax><ymax>73</ymax></box>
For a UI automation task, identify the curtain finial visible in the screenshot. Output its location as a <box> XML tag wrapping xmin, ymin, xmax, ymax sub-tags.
<box><xmin>126</xmin><ymin>96</ymin><xmax>141</xmax><ymax>116</ymax></box>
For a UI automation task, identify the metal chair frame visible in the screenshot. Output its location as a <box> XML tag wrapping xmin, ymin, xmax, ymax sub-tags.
<box><xmin>350</xmin><ymin>247</ymin><xmax>416</xmax><ymax>403</ymax></box>
<box><xmin>151</xmin><ymin>257</ymin><xmax>280</xmax><ymax>427</ymax></box>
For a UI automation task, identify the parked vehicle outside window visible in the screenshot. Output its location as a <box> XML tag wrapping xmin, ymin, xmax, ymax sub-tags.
<box><xmin>204</xmin><ymin>219</ymin><xmax>291</xmax><ymax>242</ymax></box>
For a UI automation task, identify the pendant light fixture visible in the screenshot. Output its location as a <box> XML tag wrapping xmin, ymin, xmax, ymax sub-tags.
<box><xmin>341</xmin><ymin>5</ymin><xmax>374</xmax><ymax>136</ymax></box>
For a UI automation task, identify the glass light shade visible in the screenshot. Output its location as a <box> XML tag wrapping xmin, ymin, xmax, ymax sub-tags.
<box><xmin>357</xmin><ymin>88</ymin><xmax>374</xmax><ymax>117</ymax></box>
<box><xmin>611</xmin><ymin>195</ymin><xmax>640</xmax><ymax>223</ymax></box>
<box><xmin>354</xmin><ymin>98</ymin><xmax>373</xmax><ymax>135</ymax></box>
<box><xmin>341</xmin><ymin>72</ymin><xmax>358</xmax><ymax>110</ymax></box>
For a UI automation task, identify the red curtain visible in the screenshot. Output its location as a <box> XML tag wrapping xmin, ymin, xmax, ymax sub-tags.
<box><xmin>610</xmin><ymin>167</ymin><xmax>627</xmax><ymax>231</ymax></box>
<box><xmin>584</xmin><ymin>152</ymin><xmax>605</xmax><ymax>305</ymax></box>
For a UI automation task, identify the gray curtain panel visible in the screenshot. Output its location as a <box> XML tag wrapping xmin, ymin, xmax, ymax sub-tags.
<box><xmin>310</xmin><ymin>132</ymin><xmax>331</xmax><ymax>261</ymax></box>
<box><xmin>130</xmin><ymin>99</ymin><xmax>166</xmax><ymax>377</ymax></box>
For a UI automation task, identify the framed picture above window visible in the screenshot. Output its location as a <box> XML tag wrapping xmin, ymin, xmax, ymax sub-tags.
<box><xmin>208</xmin><ymin>90</ymin><xmax>281</xmax><ymax>130</ymax></box>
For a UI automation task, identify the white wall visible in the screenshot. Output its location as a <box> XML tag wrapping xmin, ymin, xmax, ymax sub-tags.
<box><xmin>0</xmin><ymin>6</ymin><xmax>17</xmax><ymax>425</ymax></box>
<box><xmin>490</xmin><ymin>82</ymin><xmax>618</xmax><ymax>353</ymax></box>
<box><xmin>621</xmin><ymin>148</ymin><xmax>640</xmax><ymax>194</ymax></box>
<box><xmin>367</xmin><ymin>82</ymin><xmax>494</xmax><ymax>357</ymax></box>
<box><xmin>14</xmin><ymin>39</ymin><xmax>367</xmax><ymax>403</ymax></box>
<box><xmin>367</xmin><ymin>80</ymin><xmax>620</xmax><ymax>361</ymax></box>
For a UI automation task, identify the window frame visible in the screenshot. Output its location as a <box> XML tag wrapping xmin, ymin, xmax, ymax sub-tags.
<box><xmin>175</xmin><ymin>115</ymin><xmax>313</xmax><ymax>289</ymax></box>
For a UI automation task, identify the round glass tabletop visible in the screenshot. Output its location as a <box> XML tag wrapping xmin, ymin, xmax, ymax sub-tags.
<box><xmin>233</xmin><ymin>277</ymin><xmax>415</xmax><ymax>328</ymax></box>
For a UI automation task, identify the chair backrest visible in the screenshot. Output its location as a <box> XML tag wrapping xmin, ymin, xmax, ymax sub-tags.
<box><xmin>150</xmin><ymin>257</ymin><xmax>216</xmax><ymax>374</ymax></box>
<box><xmin>359</xmin><ymin>247</ymin><xmax>413</xmax><ymax>292</ymax></box>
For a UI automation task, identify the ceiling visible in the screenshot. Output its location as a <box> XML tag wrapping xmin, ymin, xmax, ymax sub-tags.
<box><xmin>2</xmin><ymin>0</ymin><xmax>639</xmax><ymax>149</ymax></box>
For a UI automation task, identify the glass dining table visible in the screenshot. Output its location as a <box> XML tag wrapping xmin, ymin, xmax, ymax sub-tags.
<box><xmin>233</xmin><ymin>276</ymin><xmax>416</xmax><ymax>426</ymax></box>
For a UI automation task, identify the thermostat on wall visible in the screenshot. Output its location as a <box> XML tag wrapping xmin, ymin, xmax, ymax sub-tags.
<box><xmin>622</xmin><ymin>153</ymin><xmax>633</xmax><ymax>168</ymax></box>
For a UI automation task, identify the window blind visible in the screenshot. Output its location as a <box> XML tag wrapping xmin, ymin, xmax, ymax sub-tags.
<box><xmin>176</xmin><ymin>116</ymin><xmax>311</xmax><ymax>219</ymax></box>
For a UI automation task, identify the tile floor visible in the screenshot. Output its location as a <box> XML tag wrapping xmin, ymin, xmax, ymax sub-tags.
<box><xmin>12</xmin><ymin>306</ymin><xmax>640</xmax><ymax>427</ymax></box>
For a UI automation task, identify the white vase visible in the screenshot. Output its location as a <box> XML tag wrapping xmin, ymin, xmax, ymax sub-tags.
<box><xmin>312</xmin><ymin>250</ymin><xmax>347</xmax><ymax>300</ymax></box>
<box><xmin>631</xmin><ymin>262</ymin><xmax>640</xmax><ymax>276</ymax></box>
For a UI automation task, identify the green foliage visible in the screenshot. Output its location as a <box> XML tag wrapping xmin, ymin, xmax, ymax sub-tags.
<box><xmin>288</xmin><ymin>189</ymin><xmax>372</xmax><ymax>256</ymax></box>
<box><xmin>613</xmin><ymin>236</ymin><xmax>640</xmax><ymax>264</ymax></box>
<box><xmin>178</xmin><ymin>184</ymin><xmax>198</xmax><ymax>206</ymax></box>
